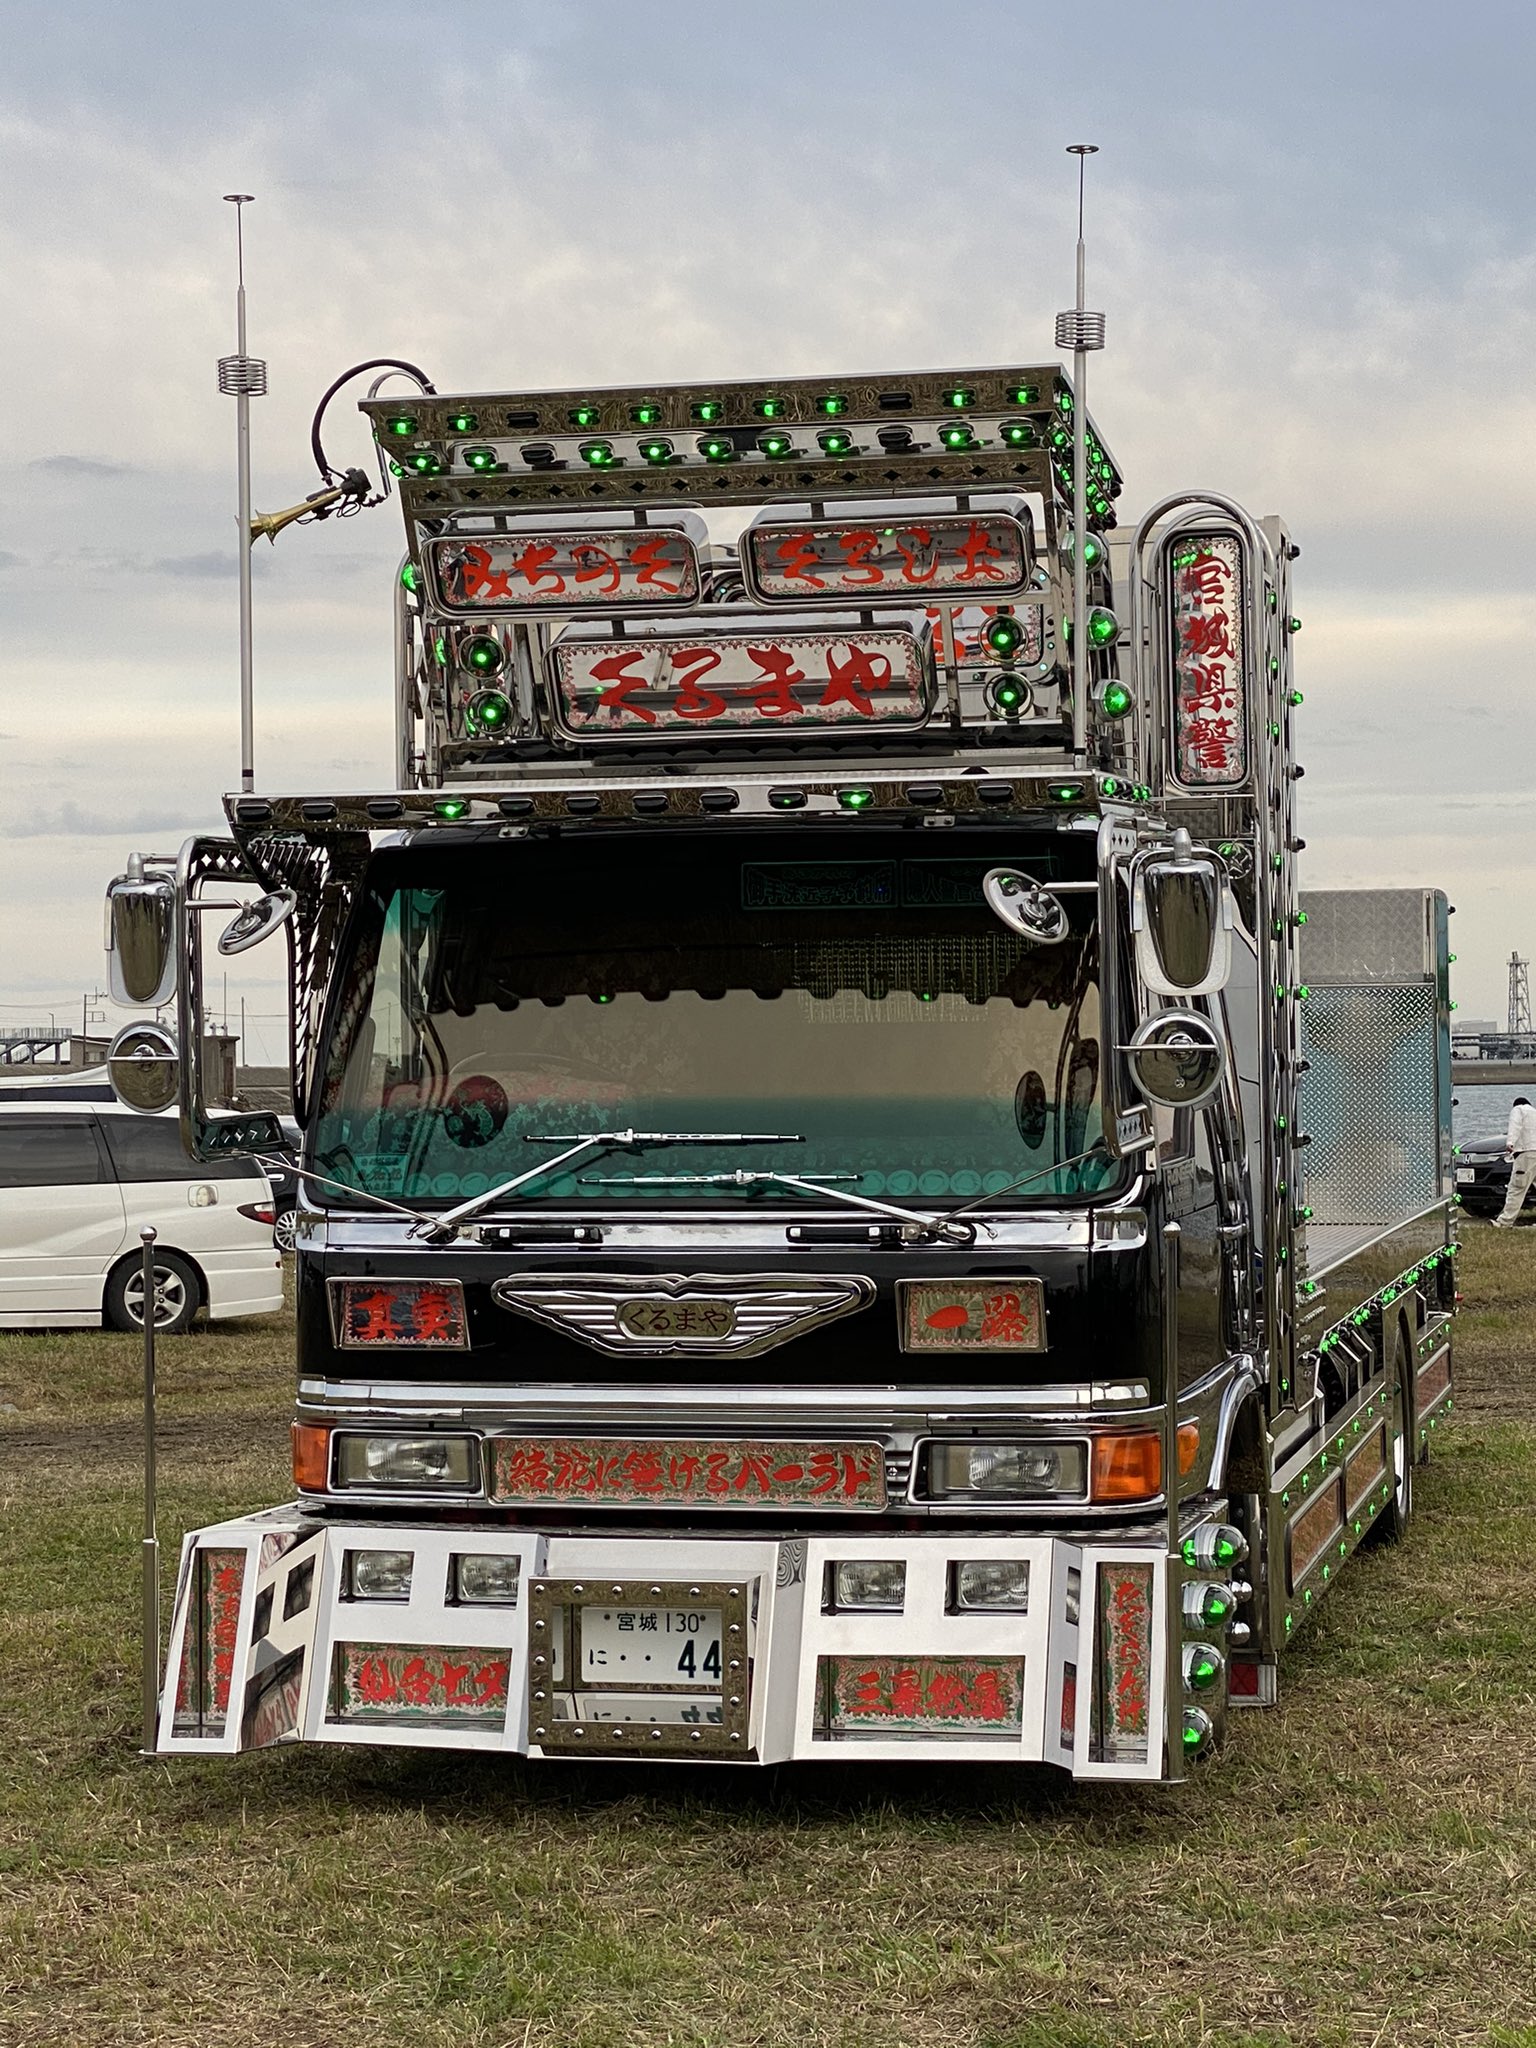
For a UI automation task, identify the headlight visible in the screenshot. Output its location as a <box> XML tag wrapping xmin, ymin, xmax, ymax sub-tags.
<box><xmin>950</xmin><ymin>1560</ymin><xmax>1031</xmax><ymax>1612</ymax></box>
<box><xmin>334</xmin><ymin>1433</ymin><xmax>479</xmax><ymax>1492</ymax></box>
<box><xmin>451</xmin><ymin>1553</ymin><xmax>522</xmax><ymax>1605</ymax></box>
<box><xmin>345</xmin><ymin>1548</ymin><xmax>414</xmax><ymax>1601</ymax></box>
<box><xmin>828</xmin><ymin>1560</ymin><xmax>906</xmax><ymax>1611</ymax></box>
<box><xmin>925</xmin><ymin>1440</ymin><xmax>1088</xmax><ymax>1501</ymax></box>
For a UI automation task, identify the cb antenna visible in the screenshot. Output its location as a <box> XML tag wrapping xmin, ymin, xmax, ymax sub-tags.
<box><xmin>218</xmin><ymin>194</ymin><xmax>266</xmax><ymax>794</ymax></box>
<box><xmin>1055</xmin><ymin>144</ymin><xmax>1104</xmax><ymax>769</ymax></box>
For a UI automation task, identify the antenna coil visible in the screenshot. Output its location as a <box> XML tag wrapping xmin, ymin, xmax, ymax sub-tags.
<box><xmin>1054</xmin><ymin>310</ymin><xmax>1106</xmax><ymax>352</ymax></box>
<box><xmin>218</xmin><ymin>354</ymin><xmax>268</xmax><ymax>397</ymax></box>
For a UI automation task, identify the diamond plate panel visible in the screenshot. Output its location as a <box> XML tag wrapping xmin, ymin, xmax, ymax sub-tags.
<box><xmin>1299</xmin><ymin>890</ymin><xmax>1432</xmax><ymax>983</ymax></box>
<box><xmin>1302</xmin><ymin>984</ymin><xmax>1439</xmax><ymax>1222</ymax></box>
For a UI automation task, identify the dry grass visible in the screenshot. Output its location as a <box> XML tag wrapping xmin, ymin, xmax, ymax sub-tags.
<box><xmin>2</xmin><ymin>1234</ymin><xmax>1535</xmax><ymax>2048</ymax></box>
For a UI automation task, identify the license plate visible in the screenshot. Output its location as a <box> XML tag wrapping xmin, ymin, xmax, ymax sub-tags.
<box><xmin>1455</xmin><ymin>1167</ymin><xmax>1476</xmax><ymax>1183</ymax></box>
<box><xmin>560</xmin><ymin>1691</ymin><xmax>727</xmax><ymax>1727</ymax></box>
<box><xmin>579</xmin><ymin>1606</ymin><xmax>723</xmax><ymax>1688</ymax></box>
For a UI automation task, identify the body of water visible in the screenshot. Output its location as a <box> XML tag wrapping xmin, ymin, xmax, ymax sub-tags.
<box><xmin>1454</xmin><ymin>1083</ymin><xmax>1527</xmax><ymax>1145</ymax></box>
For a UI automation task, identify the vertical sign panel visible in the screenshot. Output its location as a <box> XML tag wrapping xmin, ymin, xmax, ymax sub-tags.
<box><xmin>1166</xmin><ymin>532</ymin><xmax>1249</xmax><ymax>788</ymax></box>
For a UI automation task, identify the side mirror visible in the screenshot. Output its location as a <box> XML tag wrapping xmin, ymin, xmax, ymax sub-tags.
<box><xmin>1124</xmin><ymin>1010</ymin><xmax>1225</xmax><ymax>1110</ymax></box>
<box><xmin>107</xmin><ymin>1021</ymin><xmax>180</xmax><ymax>1115</ymax></box>
<box><xmin>983</xmin><ymin>869</ymin><xmax>1070</xmax><ymax>944</ymax></box>
<box><xmin>217</xmin><ymin>888</ymin><xmax>297</xmax><ymax>957</ymax></box>
<box><xmin>105</xmin><ymin>855</ymin><xmax>175</xmax><ymax>1007</ymax></box>
<box><xmin>1131</xmin><ymin>833</ymin><xmax>1232</xmax><ymax>996</ymax></box>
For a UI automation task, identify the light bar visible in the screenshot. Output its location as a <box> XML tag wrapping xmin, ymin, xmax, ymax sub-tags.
<box><xmin>741</xmin><ymin>505</ymin><xmax>1034</xmax><ymax>607</ymax></box>
<box><xmin>426</xmin><ymin>517</ymin><xmax>705</xmax><ymax>616</ymax></box>
<box><xmin>550</xmin><ymin>614</ymin><xmax>934</xmax><ymax>742</ymax></box>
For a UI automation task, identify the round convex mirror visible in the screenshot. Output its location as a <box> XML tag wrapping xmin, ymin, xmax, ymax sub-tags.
<box><xmin>217</xmin><ymin>888</ymin><xmax>297</xmax><ymax>956</ymax></box>
<box><xmin>1124</xmin><ymin>1009</ymin><xmax>1225</xmax><ymax>1110</ymax></box>
<box><xmin>983</xmin><ymin>868</ymin><xmax>1070</xmax><ymax>944</ymax></box>
<box><xmin>107</xmin><ymin>1021</ymin><xmax>180</xmax><ymax>1115</ymax></box>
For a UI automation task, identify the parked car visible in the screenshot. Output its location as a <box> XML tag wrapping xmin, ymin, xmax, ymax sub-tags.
<box><xmin>1454</xmin><ymin>1134</ymin><xmax>1534</xmax><ymax>1220</ymax></box>
<box><xmin>265</xmin><ymin>1115</ymin><xmax>303</xmax><ymax>1253</ymax></box>
<box><xmin>0</xmin><ymin>1102</ymin><xmax>284</xmax><ymax>1332</ymax></box>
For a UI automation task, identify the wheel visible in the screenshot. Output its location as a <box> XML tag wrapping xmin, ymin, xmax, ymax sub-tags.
<box><xmin>105</xmin><ymin>1250</ymin><xmax>200</xmax><ymax>1334</ymax></box>
<box><xmin>272</xmin><ymin>1204</ymin><xmax>298</xmax><ymax>1255</ymax></box>
<box><xmin>1367</xmin><ymin>1315</ymin><xmax>1415</xmax><ymax>1545</ymax></box>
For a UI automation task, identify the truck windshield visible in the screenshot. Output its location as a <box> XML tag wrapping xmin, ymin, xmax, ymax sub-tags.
<box><xmin>312</xmin><ymin>831</ymin><xmax>1119</xmax><ymax>1210</ymax></box>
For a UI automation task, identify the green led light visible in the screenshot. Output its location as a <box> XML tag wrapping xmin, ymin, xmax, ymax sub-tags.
<box><xmin>388</xmin><ymin>459</ymin><xmax>404</xmax><ymax>478</ymax></box>
<box><xmin>943</xmin><ymin>387</ymin><xmax>975</xmax><ymax>410</ymax></box>
<box><xmin>433</xmin><ymin>635</ymin><xmax>447</xmax><ymax>667</ymax></box>
<box><xmin>579</xmin><ymin>439</ymin><xmax>618</xmax><ymax>468</ymax></box>
<box><xmin>1097</xmin><ymin>680</ymin><xmax>1133</xmax><ymax>719</ymax></box>
<box><xmin>699</xmin><ymin>435</ymin><xmax>735</xmax><ymax>463</ymax></box>
<box><xmin>384</xmin><ymin>414</ymin><xmax>417</xmax><ymax>438</ymax></box>
<box><xmin>1048</xmin><ymin>782</ymin><xmax>1084</xmax><ymax>804</ymax></box>
<box><xmin>1102</xmin><ymin>778</ymin><xmax>1119</xmax><ymax>797</ymax></box>
<box><xmin>982</xmin><ymin>613</ymin><xmax>1027</xmax><ymax>659</ymax></box>
<box><xmin>754</xmin><ymin>398</ymin><xmax>783</xmax><ymax>419</ymax></box>
<box><xmin>1289</xmin><ymin>689</ymin><xmax>1304</xmax><ymax>705</ymax></box>
<box><xmin>434</xmin><ymin>799</ymin><xmax>468</xmax><ymax>821</ymax></box>
<box><xmin>817</xmin><ymin>429</ymin><xmax>854</xmax><ymax>456</ymax></box>
<box><xmin>1048</xmin><ymin>423</ymin><xmax>1072</xmax><ymax>451</ymax></box>
<box><xmin>639</xmin><ymin>438</ymin><xmax>674</xmax><ymax>465</ymax></box>
<box><xmin>1055</xmin><ymin>389</ymin><xmax>1073</xmax><ymax>413</ymax></box>
<box><xmin>819</xmin><ymin>394</ymin><xmax>847</xmax><ymax>415</ymax></box>
<box><xmin>1448</xmin><ymin>952</ymin><xmax>1457</xmax><ymax>963</ymax></box>
<box><xmin>991</xmin><ymin>676</ymin><xmax>1026</xmax><ymax>714</ymax></box>
<box><xmin>759</xmin><ymin>431</ymin><xmax>795</xmax><ymax>459</ymax></box>
<box><xmin>464</xmin><ymin>446</ymin><xmax>498</xmax><ymax>472</ymax></box>
<box><xmin>463</xmin><ymin>636</ymin><xmax>505</xmax><ymax>676</ymax></box>
<box><xmin>1000</xmin><ymin>419</ymin><xmax>1035</xmax><ymax>448</ymax></box>
<box><xmin>1087</xmin><ymin>606</ymin><xmax>1118</xmax><ymax>648</ymax></box>
<box><xmin>693</xmin><ymin>401</ymin><xmax>724</xmax><ymax>423</ymax></box>
<box><xmin>1288</xmin><ymin>616</ymin><xmax>1302</xmax><ymax>633</ymax></box>
<box><xmin>940</xmin><ymin>423</ymin><xmax>977</xmax><ymax>451</ymax></box>
<box><xmin>594</xmin><ymin>992</ymin><xmax>614</xmax><ymax>1004</ymax></box>
<box><xmin>632</xmin><ymin>404</ymin><xmax>662</xmax><ymax>426</ymax></box>
<box><xmin>408</xmin><ymin>450</ymin><xmax>443</xmax><ymax>475</ymax></box>
<box><xmin>837</xmin><ymin>788</ymin><xmax>874</xmax><ymax>811</ymax></box>
<box><xmin>1006</xmin><ymin>382</ymin><xmax>1038</xmax><ymax>406</ymax></box>
<box><xmin>468</xmin><ymin>689</ymin><xmax>512</xmax><ymax>733</ymax></box>
<box><xmin>570</xmin><ymin>405</ymin><xmax>601</xmax><ymax>428</ymax></box>
<box><xmin>400</xmin><ymin>562</ymin><xmax>420</xmax><ymax>593</ymax></box>
<box><xmin>449</xmin><ymin>410</ymin><xmax>478</xmax><ymax>434</ymax></box>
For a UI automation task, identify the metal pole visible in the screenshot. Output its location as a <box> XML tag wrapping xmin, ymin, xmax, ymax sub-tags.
<box><xmin>1056</xmin><ymin>145</ymin><xmax>1101</xmax><ymax>769</ymax></box>
<box><xmin>139</xmin><ymin>1226</ymin><xmax>160</xmax><ymax>1757</ymax></box>
<box><xmin>220</xmin><ymin>195</ymin><xmax>266</xmax><ymax>795</ymax></box>
<box><xmin>233</xmin><ymin>208</ymin><xmax>255</xmax><ymax>794</ymax></box>
<box><xmin>1162</xmin><ymin>1218</ymin><xmax>1185</xmax><ymax>1783</ymax></box>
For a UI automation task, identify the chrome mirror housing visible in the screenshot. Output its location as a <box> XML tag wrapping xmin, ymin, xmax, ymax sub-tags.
<box><xmin>107</xmin><ymin>1021</ymin><xmax>181</xmax><ymax>1115</ymax></box>
<box><xmin>217</xmin><ymin>888</ymin><xmax>297</xmax><ymax>957</ymax></box>
<box><xmin>1131</xmin><ymin>832</ymin><xmax>1232</xmax><ymax>997</ymax></box>
<box><xmin>1124</xmin><ymin>1009</ymin><xmax>1225</xmax><ymax>1110</ymax></box>
<box><xmin>983</xmin><ymin>868</ymin><xmax>1071</xmax><ymax>945</ymax></box>
<box><xmin>105</xmin><ymin>854</ymin><xmax>176</xmax><ymax>1008</ymax></box>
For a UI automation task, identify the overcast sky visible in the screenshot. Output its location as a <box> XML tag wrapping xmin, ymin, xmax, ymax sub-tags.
<box><xmin>1</xmin><ymin>0</ymin><xmax>1532</xmax><ymax>1056</ymax></box>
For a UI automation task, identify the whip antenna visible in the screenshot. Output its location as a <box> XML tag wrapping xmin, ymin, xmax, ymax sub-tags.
<box><xmin>1055</xmin><ymin>144</ymin><xmax>1104</xmax><ymax>768</ymax></box>
<box><xmin>218</xmin><ymin>194</ymin><xmax>266</xmax><ymax>793</ymax></box>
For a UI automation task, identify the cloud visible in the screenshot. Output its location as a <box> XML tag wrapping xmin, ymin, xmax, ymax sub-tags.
<box><xmin>0</xmin><ymin>801</ymin><xmax>215</xmax><ymax>841</ymax></box>
<box><xmin>28</xmin><ymin>455</ymin><xmax>130</xmax><ymax>478</ymax></box>
<box><xmin>0</xmin><ymin>551</ymin><xmax>21</xmax><ymax>571</ymax></box>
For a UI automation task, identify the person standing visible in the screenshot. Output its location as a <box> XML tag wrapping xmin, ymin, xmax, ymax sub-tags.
<box><xmin>1493</xmin><ymin>1095</ymin><xmax>1536</xmax><ymax>1227</ymax></box>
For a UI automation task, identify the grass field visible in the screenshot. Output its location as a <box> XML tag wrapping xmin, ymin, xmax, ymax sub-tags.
<box><xmin>2</xmin><ymin>1228</ymin><xmax>1535</xmax><ymax>2048</ymax></box>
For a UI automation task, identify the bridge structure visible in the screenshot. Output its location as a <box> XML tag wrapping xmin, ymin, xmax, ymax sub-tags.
<box><xmin>0</xmin><ymin>1026</ymin><xmax>71</xmax><ymax>1066</ymax></box>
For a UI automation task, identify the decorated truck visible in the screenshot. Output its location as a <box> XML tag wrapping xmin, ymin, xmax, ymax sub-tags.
<box><xmin>103</xmin><ymin>345</ymin><xmax>1455</xmax><ymax>1781</ymax></box>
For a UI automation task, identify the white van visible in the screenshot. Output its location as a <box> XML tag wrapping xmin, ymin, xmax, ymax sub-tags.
<box><xmin>0</xmin><ymin>1101</ymin><xmax>284</xmax><ymax>1332</ymax></box>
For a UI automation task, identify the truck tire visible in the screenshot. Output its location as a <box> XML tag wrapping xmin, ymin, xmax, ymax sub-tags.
<box><xmin>105</xmin><ymin>1249</ymin><xmax>200</xmax><ymax>1335</ymax></box>
<box><xmin>1368</xmin><ymin>1315</ymin><xmax>1415</xmax><ymax>1546</ymax></box>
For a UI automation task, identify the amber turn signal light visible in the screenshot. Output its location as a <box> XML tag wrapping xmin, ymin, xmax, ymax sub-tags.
<box><xmin>1177</xmin><ymin>1421</ymin><xmax>1200</xmax><ymax>1477</ymax></box>
<box><xmin>1090</xmin><ymin>1431</ymin><xmax>1163</xmax><ymax>1503</ymax></box>
<box><xmin>292</xmin><ymin>1422</ymin><xmax>332</xmax><ymax>1492</ymax></box>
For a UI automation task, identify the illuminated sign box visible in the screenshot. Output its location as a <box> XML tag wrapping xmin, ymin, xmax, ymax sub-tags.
<box><xmin>742</xmin><ymin>497</ymin><xmax>1034</xmax><ymax>607</ymax></box>
<box><xmin>426</xmin><ymin>512</ymin><xmax>706</xmax><ymax>616</ymax></box>
<box><xmin>1166</xmin><ymin>530</ymin><xmax>1250</xmax><ymax>789</ymax></box>
<box><xmin>552</xmin><ymin>611</ymin><xmax>935</xmax><ymax>741</ymax></box>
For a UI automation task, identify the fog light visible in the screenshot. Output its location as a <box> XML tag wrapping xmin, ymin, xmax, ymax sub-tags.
<box><xmin>346</xmin><ymin>1549</ymin><xmax>414</xmax><ymax>1601</ymax></box>
<box><xmin>452</xmin><ymin>1553</ymin><xmax>522</xmax><ymax>1605</ymax></box>
<box><xmin>1181</xmin><ymin>1523</ymin><xmax>1249</xmax><ymax>1571</ymax></box>
<box><xmin>830</xmin><ymin>1559</ymin><xmax>906</xmax><ymax>1611</ymax></box>
<box><xmin>951</xmin><ymin>1560</ymin><xmax>1031</xmax><ymax>1612</ymax></box>
<box><xmin>1182</xmin><ymin>1641</ymin><xmax>1224</xmax><ymax>1693</ymax></box>
<box><xmin>1181</xmin><ymin>1580</ymin><xmax>1237</xmax><ymax>1630</ymax></box>
<box><xmin>928</xmin><ymin>1440</ymin><xmax>1088</xmax><ymax>1500</ymax></box>
<box><xmin>335</xmin><ymin>1434</ymin><xmax>478</xmax><ymax>1491</ymax></box>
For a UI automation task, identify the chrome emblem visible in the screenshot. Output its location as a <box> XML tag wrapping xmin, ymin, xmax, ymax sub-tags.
<box><xmin>490</xmin><ymin>1271</ymin><xmax>875</xmax><ymax>1359</ymax></box>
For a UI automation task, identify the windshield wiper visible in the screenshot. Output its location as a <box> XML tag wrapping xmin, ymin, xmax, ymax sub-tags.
<box><xmin>411</xmin><ymin>1129</ymin><xmax>803</xmax><ymax>1242</ymax></box>
<box><xmin>581</xmin><ymin>1168</ymin><xmax>982</xmax><ymax>1246</ymax></box>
